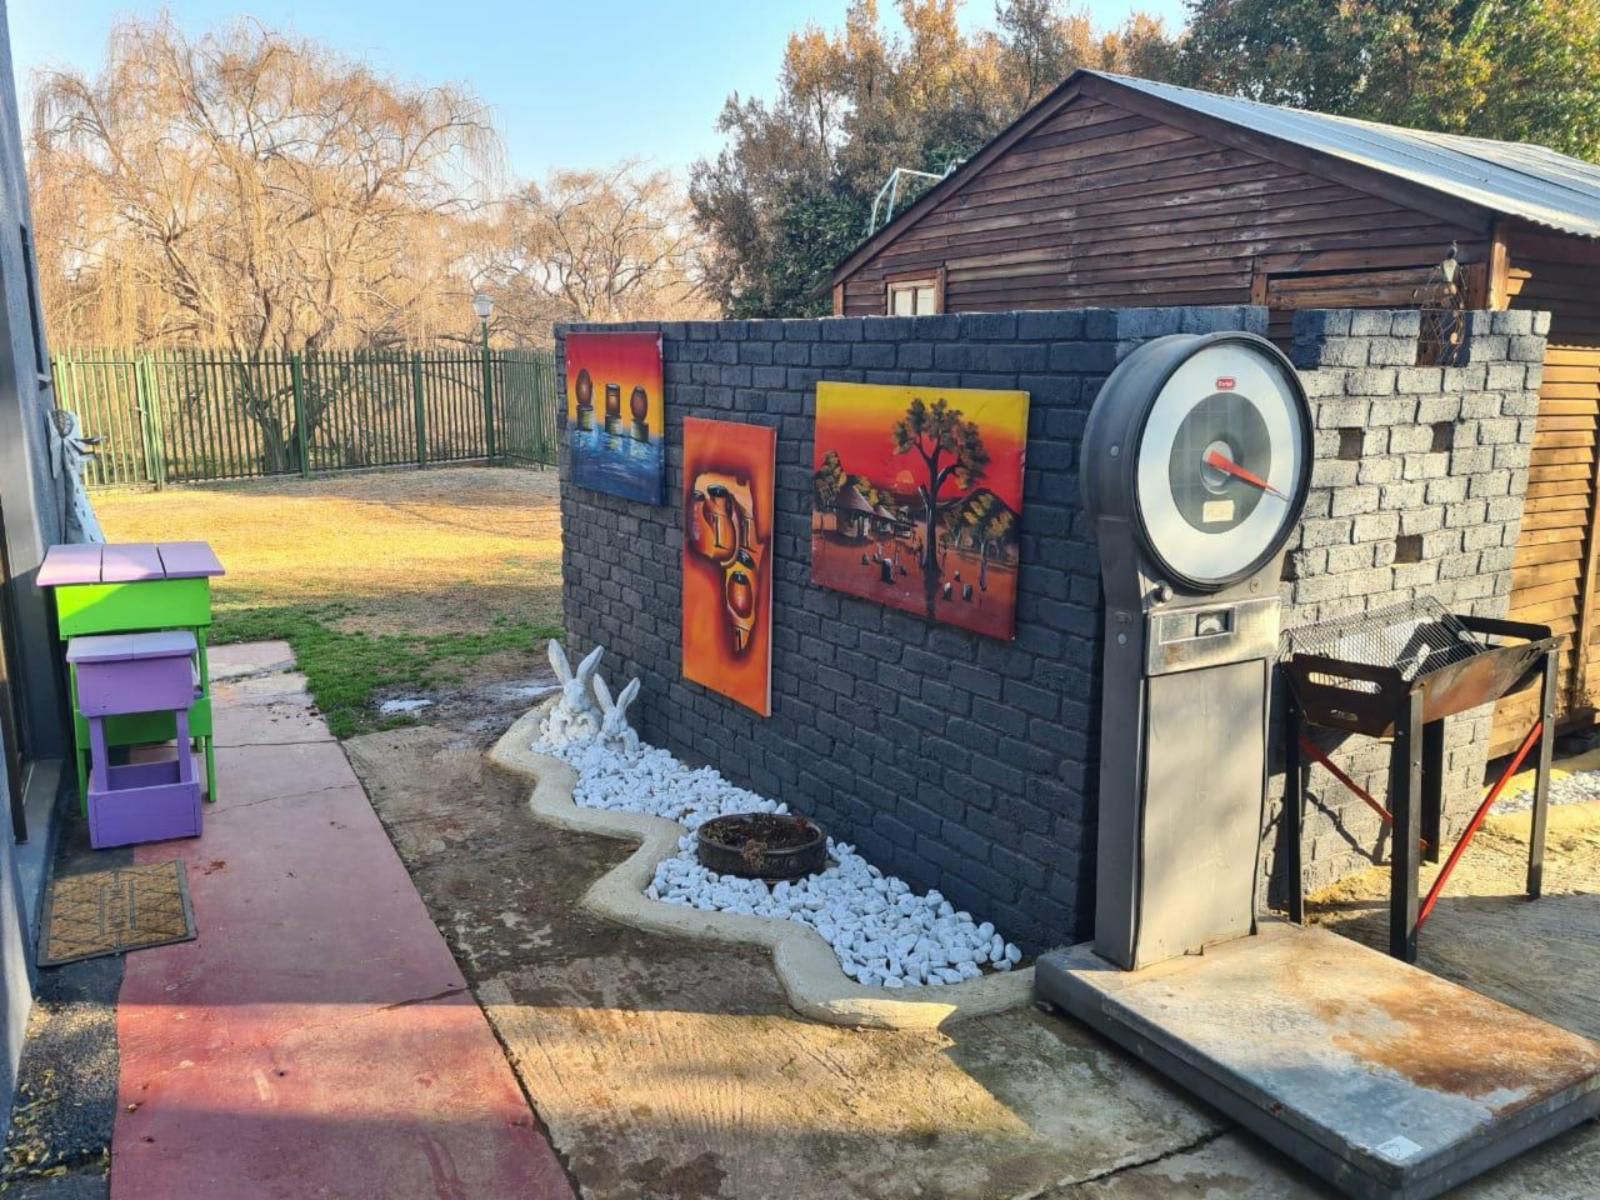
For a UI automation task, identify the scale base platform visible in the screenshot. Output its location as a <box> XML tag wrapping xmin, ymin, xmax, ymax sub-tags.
<box><xmin>1036</xmin><ymin>921</ymin><xmax>1600</xmax><ymax>1200</ymax></box>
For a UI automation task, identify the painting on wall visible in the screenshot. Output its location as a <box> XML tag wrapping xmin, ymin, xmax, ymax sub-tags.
<box><xmin>682</xmin><ymin>417</ymin><xmax>776</xmax><ymax>716</ymax></box>
<box><xmin>566</xmin><ymin>331</ymin><xmax>665</xmax><ymax>504</ymax></box>
<box><xmin>811</xmin><ymin>381</ymin><xmax>1030</xmax><ymax>640</ymax></box>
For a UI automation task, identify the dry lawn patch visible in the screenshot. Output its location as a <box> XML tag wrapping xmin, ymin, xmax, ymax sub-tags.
<box><xmin>94</xmin><ymin>466</ymin><xmax>564</xmax><ymax>736</ymax></box>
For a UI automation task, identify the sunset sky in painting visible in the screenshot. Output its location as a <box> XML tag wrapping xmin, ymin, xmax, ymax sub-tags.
<box><xmin>565</xmin><ymin>332</ymin><xmax>663</xmax><ymax>430</ymax></box>
<box><xmin>813</xmin><ymin>384</ymin><xmax>1029</xmax><ymax>510</ymax></box>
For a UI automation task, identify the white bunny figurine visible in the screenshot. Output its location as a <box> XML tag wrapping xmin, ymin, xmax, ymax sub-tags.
<box><xmin>544</xmin><ymin>639</ymin><xmax>604</xmax><ymax>743</ymax></box>
<box><xmin>593</xmin><ymin>674</ymin><xmax>641</xmax><ymax>756</ymax></box>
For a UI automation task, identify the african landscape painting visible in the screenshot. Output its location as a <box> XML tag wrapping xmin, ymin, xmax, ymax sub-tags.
<box><xmin>566</xmin><ymin>331</ymin><xmax>665</xmax><ymax>504</ymax></box>
<box><xmin>811</xmin><ymin>382</ymin><xmax>1029</xmax><ymax>639</ymax></box>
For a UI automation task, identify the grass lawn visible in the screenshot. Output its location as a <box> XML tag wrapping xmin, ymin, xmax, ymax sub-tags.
<box><xmin>93</xmin><ymin>466</ymin><xmax>565</xmax><ymax>737</ymax></box>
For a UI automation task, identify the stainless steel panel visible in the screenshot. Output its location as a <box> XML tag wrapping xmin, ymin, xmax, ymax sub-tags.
<box><xmin>1145</xmin><ymin>596</ymin><xmax>1280</xmax><ymax>676</ymax></box>
<box><xmin>1134</xmin><ymin>659</ymin><xmax>1266</xmax><ymax>966</ymax></box>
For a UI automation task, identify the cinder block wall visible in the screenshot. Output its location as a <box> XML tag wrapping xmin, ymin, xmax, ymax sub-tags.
<box><xmin>555</xmin><ymin>307</ymin><xmax>1546</xmax><ymax>952</ymax></box>
<box><xmin>1267</xmin><ymin>308</ymin><xmax>1547</xmax><ymax>899</ymax></box>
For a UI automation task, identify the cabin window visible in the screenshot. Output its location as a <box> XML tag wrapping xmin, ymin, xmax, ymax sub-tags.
<box><xmin>887</xmin><ymin>272</ymin><xmax>942</xmax><ymax>316</ymax></box>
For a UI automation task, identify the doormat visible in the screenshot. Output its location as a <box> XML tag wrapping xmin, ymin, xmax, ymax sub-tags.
<box><xmin>38</xmin><ymin>861</ymin><xmax>196</xmax><ymax>967</ymax></box>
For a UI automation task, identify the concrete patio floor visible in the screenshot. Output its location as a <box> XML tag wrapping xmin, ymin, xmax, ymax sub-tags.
<box><xmin>17</xmin><ymin>641</ymin><xmax>1600</xmax><ymax>1198</ymax></box>
<box><xmin>109</xmin><ymin>643</ymin><xmax>574</xmax><ymax>1200</ymax></box>
<box><xmin>347</xmin><ymin>712</ymin><xmax>1600</xmax><ymax>1200</ymax></box>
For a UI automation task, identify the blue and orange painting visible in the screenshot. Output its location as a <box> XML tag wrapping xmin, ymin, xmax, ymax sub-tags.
<box><xmin>566</xmin><ymin>332</ymin><xmax>665</xmax><ymax>504</ymax></box>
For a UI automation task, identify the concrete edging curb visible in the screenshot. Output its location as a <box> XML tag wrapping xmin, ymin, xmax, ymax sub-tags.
<box><xmin>488</xmin><ymin>705</ymin><xmax>1035</xmax><ymax>1030</ymax></box>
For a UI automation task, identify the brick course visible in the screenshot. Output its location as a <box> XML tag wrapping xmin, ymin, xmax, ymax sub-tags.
<box><xmin>556</xmin><ymin>306</ymin><xmax>1546</xmax><ymax>951</ymax></box>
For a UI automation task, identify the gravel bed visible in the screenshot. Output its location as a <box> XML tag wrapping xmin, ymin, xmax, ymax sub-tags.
<box><xmin>1497</xmin><ymin>767</ymin><xmax>1600</xmax><ymax>813</ymax></box>
<box><xmin>535</xmin><ymin>730</ymin><xmax>1022</xmax><ymax>989</ymax></box>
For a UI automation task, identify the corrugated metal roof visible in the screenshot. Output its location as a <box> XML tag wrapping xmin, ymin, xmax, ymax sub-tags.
<box><xmin>1095</xmin><ymin>72</ymin><xmax>1600</xmax><ymax>240</ymax></box>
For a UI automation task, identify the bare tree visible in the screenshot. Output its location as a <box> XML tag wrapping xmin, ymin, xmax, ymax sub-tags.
<box><xmin>30</xmin><ymin>16</ymin><xmax>503</xmax><ymax>467</ymax></box>
<box><xmin>490</xmin><ymin>161</ymin><xmax>716</xmax><ymax>325</ymax></box>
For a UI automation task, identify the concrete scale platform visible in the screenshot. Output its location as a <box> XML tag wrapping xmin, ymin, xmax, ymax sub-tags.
<box><xmin>1037</xmin><ymin>921</ymin><xmax>1600</xmax><ymax>1200</ymax></box>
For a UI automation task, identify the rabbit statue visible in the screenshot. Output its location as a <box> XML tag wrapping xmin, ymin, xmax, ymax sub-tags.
<box><xmin>593</xmin><ymin>674</ymin><xmax>641</xmax><ymax>756</ymax></box>
<box><xmin>544</xmin><ymin>640</ymin><xmax>604</xmax><ymax>743</ymax></box>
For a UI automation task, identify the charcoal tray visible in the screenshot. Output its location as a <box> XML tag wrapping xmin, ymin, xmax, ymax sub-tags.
<box><xmin>1282</xmin><ymin>613</ymin><xmax>1557</xmax><ymax>738</ymax></box>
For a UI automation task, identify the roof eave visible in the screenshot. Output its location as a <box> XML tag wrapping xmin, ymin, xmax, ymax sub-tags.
<box><xmin>830</xmin><ymin>71</ymin><xmax>1097</xmax><ymax>288</ymax></box>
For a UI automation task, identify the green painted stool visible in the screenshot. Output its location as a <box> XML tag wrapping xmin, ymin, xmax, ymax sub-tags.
<box><xmin>39</xmin><ymin>542</ymin><xmax>225</xmax><ymax>809</ymax></box>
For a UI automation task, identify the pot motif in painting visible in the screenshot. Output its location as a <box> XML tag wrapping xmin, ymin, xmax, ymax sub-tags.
<box><xmin>811</xmin><ymin>382</ymin><xmax>1029</xmax><ymax>640</ymax></box>
<box><xmin>566</xmin><ymin>331</ymin><xmax>665</xmax><ymax>504</ymax></box>
<box><xmin>682</xmin><ymin>417</ymin><xmax>776</xmax><ymax>715</ymax></box>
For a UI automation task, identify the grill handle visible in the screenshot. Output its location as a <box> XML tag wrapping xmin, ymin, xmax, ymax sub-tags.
<box><xmin>1454</xmin><ymin>613</ymin><xmax>1561</xmax><ymax>647</ymax></box>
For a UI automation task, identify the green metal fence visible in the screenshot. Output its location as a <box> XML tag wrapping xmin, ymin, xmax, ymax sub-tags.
<box><xmin>52</xmin><ymin>346</ymin><xmax>559</xmax><ymax>488</ymax></box>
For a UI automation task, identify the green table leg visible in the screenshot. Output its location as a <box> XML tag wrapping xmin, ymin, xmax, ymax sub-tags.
<box><xmin>197</xmin><ymin>631</ymin><xmax>217</xmax><ymax>804</ymax></box>
<box><xmin>204</xmin><ymin>735</ymin><xmax>218</xmax><ymax>804</ymax></box>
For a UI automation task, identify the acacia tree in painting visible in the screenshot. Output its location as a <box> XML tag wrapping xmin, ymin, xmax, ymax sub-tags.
<box><xmin>813</xmin><ymin>449</ymin><xmax>846</xmax><ymax>532</ymax></box>
<box><xmin>944</xmin><ymin>489</ymin><xmax>1017</xmax><ymax>591</ymax></box>
<box><xmin>893</xmin><ymin>397</ymin><xmax>990</xmax><ymax>616</ymax></box>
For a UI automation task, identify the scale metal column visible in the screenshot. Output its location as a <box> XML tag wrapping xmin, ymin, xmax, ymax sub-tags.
<box><xmin>1076</xmin><ymin>332</ymin><xmax>1310</xmax><ymax>967</ymax></box>
<box><xmin>1037</xmin><ymin>332</ymin><xmax>1600</xmax><ymax>1200</ymax></box>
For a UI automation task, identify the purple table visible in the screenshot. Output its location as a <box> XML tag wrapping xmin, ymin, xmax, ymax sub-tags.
<box><xmin>38</xmin><ymin>541</ymin><xmax>225</xmax><ymax>808</ymax></box>
<box><xmin>68</xmin><ymin>630</ymin><xmax>202</xmax><ymax>848</ymax></box>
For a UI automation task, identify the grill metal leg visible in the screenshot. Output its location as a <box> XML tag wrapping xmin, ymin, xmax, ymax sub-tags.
<box><xmin>1421</xmin><ymin>720</ymin><xmax>1445</xmax><ymax>865</ymax></box>
<box><xmin>1286</xmin><ymin>695</ymin><xmax>1305</xmax><ymax>925</ymax></box>
<box><xmin>1390</xmin><ymin>691</ymin><xmax>1425</xmax><ymax>963</ymax></box>
<box><xmin>1528</xmin><ymin>646</ymin><xmax>1558</xmax><ymax>898</ymax></box>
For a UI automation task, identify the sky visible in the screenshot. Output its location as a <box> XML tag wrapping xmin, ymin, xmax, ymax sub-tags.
<box><xmin>8</xmin><ymin>0</ymin><xmax>1188</xmax><ymax>184</ymax></box>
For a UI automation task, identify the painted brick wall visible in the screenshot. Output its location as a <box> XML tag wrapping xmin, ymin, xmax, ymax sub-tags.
<box><xmin>555</xmin><ymin>306</ymin><xmax>1546</xmax><ymax>952</ymax></box>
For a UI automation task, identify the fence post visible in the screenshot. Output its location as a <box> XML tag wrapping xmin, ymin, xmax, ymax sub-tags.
<box><xmin>291</xmin><ymin>352</ymin><xmax>310</xmax><ymax>478</ymax></box>
<box><xmin>412</xmin><ymin>351</ymin><xmax>427</xmax><ymax>469</ymax></box>
<box><xmin>481</xmin><ymin>340</ymin><xmax>496</xmax><ymax>461</ymax></box>
<box><xmin>134</xmin><ymin>353</ymin><xmax>165</xmax><ymax>489</ymax></box>
<box><xmin>150</xmin><ymin>353</ymin><xmax>173</xmax><ymax>485</ymax></box>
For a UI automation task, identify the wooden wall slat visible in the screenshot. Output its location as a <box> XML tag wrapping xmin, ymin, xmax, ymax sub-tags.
<box><xmin>841</xmin><ymin>92</ymin><xmax>1488</xmax><ymax>315</ymax></box>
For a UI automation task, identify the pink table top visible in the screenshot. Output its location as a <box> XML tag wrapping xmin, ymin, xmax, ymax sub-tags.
<box><xmin>38</xmin><ymin>542</ymin><xmax>225</xmax><ymax>588</ymax></box>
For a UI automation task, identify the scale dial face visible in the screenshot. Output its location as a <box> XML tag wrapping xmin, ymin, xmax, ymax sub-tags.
<box><xmin>1134</xmin><ymin>342</ymin><xmax>1310</xmax><ymax>591</ymax></box>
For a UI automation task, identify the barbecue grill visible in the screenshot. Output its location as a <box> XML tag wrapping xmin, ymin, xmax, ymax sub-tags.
<box><xmin>1279</xmin><ymin>596</ymin><xmax>1560</xmax><ymax>962</ymax></box>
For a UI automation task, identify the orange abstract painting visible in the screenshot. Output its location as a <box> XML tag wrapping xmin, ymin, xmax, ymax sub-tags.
<box><xmin>682</xmin><ymin>417</ymin><xmax>776</xmax><ymax>716</ymax></box>
<box><xmin>811</xmin><ymin>381</ymin><xmax>1030</xmax><ymax>639</ymax></box>
<box><xmin>566</xmin><ymin>331</ymin><xmax>665</xmax><ymax>503</ymax></box>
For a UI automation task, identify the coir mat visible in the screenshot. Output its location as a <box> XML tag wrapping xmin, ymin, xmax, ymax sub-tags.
<box><xmin>38</xmin><ymin>860</ymin><xmax>196</xmax><ymax>967</ymax></box>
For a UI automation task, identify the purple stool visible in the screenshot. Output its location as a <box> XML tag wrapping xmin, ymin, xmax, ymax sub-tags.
<box><xmin>67</xmin><ymin>631</ymin><xmax>203</xmax><ymax>849</ymax></box>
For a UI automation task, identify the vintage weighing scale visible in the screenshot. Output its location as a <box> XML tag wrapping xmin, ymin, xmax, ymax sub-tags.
<box><xmin>1036</xmin><ymin>332</ymin><xmax>1600</xmax><ymax>1200</ymax></box>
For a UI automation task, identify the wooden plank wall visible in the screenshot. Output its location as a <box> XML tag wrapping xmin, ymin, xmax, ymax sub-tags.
<box><xmin>837</xmin><ymin>94</ymin><xmax>1486</xmax><ymax>316</ymax></box>
<box><xmin>1262</xmin><ymin>267</ymin><xmax>1442</xmax><ymax>346</ymax></box>
<box><xmin>1493</xmin><ymin>253</ymin><xmax>1600</xmax><ymax>753</ymax></box>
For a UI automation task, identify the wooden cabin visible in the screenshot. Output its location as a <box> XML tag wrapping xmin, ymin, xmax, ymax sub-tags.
<box><xmin>830</xmin><ymin>70</ymin><xmax>1600</xmax><ymax>754</ymax></box>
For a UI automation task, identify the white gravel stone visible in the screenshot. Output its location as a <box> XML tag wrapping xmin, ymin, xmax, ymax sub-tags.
<box><xmin>534</xmin><ymin>712</ymin><xmax>1021</xmax><ymax>988</ymax></box>
<box><xmin>1495</xmin><ymin>766</ymin><xmax>1600</xmax><ymax>813</ymax></box>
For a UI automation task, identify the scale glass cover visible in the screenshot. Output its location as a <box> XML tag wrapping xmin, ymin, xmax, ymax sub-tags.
<box><xmin>1132</xmin><ymin>342</ymin><xmax>1311</xmax><ymax>592</ymax></box>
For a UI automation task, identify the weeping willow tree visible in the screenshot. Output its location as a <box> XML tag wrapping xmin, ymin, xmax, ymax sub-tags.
<box><xmin>29</xmin><ymin>16</ymin><xmax>504</xmax><ymax>468</ymax></box>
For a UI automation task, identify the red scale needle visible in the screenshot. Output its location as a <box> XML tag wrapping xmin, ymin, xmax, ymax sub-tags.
<box><xmin>1204</xmin><ymin>449</ymin><xmax>1288</xmax><ymax>501</ymax></box>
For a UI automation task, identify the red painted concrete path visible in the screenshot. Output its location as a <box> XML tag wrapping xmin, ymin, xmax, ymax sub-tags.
<box><xmin>112</xmin><ymin>642</ymin><xmax>575</xmax><ymax>1200</ymax></box>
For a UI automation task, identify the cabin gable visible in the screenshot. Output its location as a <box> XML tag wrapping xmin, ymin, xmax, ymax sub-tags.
<box><xmin>835</xmin><ymin>91</ymin><xmax>1492</xmax><ymax>317</ymax></box>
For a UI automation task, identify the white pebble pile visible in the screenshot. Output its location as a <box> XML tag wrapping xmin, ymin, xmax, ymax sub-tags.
<box><xmin>535</xmin><ymin>720</ymin><xmax>1022</xmax><ymax>988</ymax></box>
<box><xmin>1498</xmin><ymin>767</ymin><xmax>1600</xmax><ymax>813</ymax></box>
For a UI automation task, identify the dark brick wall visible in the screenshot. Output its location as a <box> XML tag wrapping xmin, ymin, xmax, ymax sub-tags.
<box><xmin>555</xmin><ymin>306</ymin><xmax>1545</xmax><ymax>952</ymax></box>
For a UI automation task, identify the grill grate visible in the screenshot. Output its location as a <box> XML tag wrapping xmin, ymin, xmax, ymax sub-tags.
<box><xmin>1281</xmin><ymin>597</ymin><xmax>1488</xmax><ymax>684</ymax></box>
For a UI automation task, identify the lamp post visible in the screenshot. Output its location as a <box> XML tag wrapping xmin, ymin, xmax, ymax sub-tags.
<box><xmin>473</xmin><ymin>292</ymin><xmax>496</xmax><ymax>459</ymax></box>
